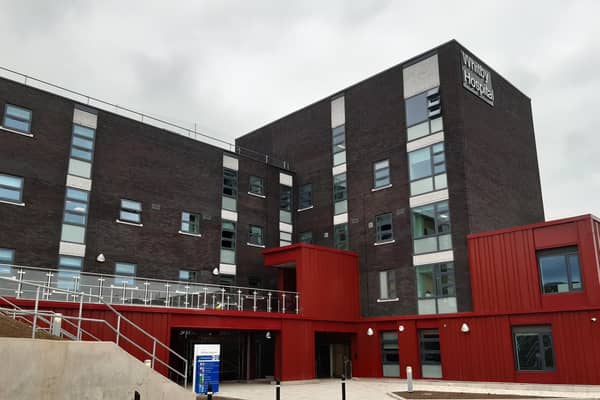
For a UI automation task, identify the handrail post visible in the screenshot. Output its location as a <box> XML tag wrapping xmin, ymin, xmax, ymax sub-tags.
<box><xmin>98</xmin><ymin>277</ymin><xmax>104</xmax><ymax>303</ymax></box>
<box><xmin>151</xmin><ymin>340</ymin><xmax>156</xmax><ymax>369</ymax></box>
<box><xmin>221</xmin><ymin>288</ymin><xmax>225</xmax><ymax>309</ymax></box>
<box><xmin>282</xmin><ymin>293</ymin><xmax>286</xmax><ymax>314</ymax></box>
<box><xmin>16</xmin><ymin>268</ymin><xmax>24</xmax><ymax>299</ymax></box>
<box><xmin>237</xmin><ymin>289</ymin><xmax>242</xmax><ymax>311</ymax></box>
<box><xmin>253</xmin><ymin>291</ymin><xmax>257</xmax><ymax>312</ymax></box>
<box><xmin>31</xmin><ymin>286</ymin><xmax>40</xmax><ymax>338</ymax></box>
<box><xmin>77</xmin><ymin>292</ymin><xmax>84</xmax><ymax>340</ymax></box>
<box><xmin>184</xmin><ymin>359</ymin><xmax>188</xmax><ymax>388</ymax></box>
<box><xmin>295</xmin><ymin>294</ymin><xmax>299</xmax><ymax>314</ymax></box>
<box><xmin>267</xmin><ymin>292</ymin><xmax>272</xmax><ymax>313</ymax></box>
<box><xmin>116</xmin><ymin>315</ymin><xmax>121</xmax><ymax>345</ymax></box>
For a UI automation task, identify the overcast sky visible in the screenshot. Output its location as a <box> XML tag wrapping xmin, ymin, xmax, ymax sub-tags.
<box><xmin>0</xmin><ymin>1</ymin><xmax>598</xmax><ymax>220</ymax></box>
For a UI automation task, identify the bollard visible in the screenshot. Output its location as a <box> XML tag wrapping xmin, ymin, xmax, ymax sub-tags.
<box><xmin>341</xmin><ymin>375</ymin><xmax>346</xmax><ymax>400</ymax></box>
<box><xmin>275</xmin><ymin>380</ymin><xmax>281</xmax><ymax>400</ymax></box>
<box><xmin>207</xmin><ymin>383</ymin><xmax>213</xmax><ymax>400</ymax></box>
<box><xmin>406</xmin><ymin>366</ymin><xmax>413</xmax><ymax>393</ymax></box>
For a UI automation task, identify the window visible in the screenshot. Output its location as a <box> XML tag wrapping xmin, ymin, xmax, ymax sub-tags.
<box><xmin>248</xmin><ymin>225</ymin><xmax>264</xmax><ymax>246</ymax></box>
<box><xmin>179</xmin><ymin>269</ymin><xmax>197</xmax><ymax>282</ymax></box>
<box><xmin>280</xmin><ymin>185</ymin><xmax>292</xmax><ymax>224</ymax></box>
<box><xmin>405</xmin><ymin>87</ymin><xmax>443</xmax><ymax>142</ymax></box>
<box><xmin>373</xmin><ymin>159</ymin><xmax>390</xmax><ymax>189</ymax></box>
<box><xmin>223</xmin><ymin>168</ymin><xmax>238</xmax><ymax>211</ymax></box>
<box><xmin>411</xmin><ymin>201</ymin><xmax>452</xmax><ymax>254</ymax></box>
<box><xmin>249</xmin><ymin>176</ymin><xmax>264</xmax><ymax>196</ymax></box>
<box><xmin>67</xmin><ymin>124</ymin><xmax>95</xmax><ymax>179</ymax></box>
<box><xmin>299</xmin><ymin>231</ymin><xmax>313</xmax><ymax>244</ymax></box>
<box><xmin>181</xmin><ymin>212</ymin><xmax>200</xmax><ymax>234</ymax></box>
<box><xmin>220</xmin><ymin>221</ymin><xmax>236</xmax><ymax>264</ymax></box>
<box><xmin>332</xmin><ymin>125</ymin><xmax>346</xmax><ymax>166</ymax></box>
<box><xmin>379</xmin><ymin>269</ymin><xmax>397</xmax><ymax>300</ymax></box>
<box><xmin>0</xmin><ymin>173</ymin><xmax>24</xmax><ymax>203</ymax></box>
<box><xmin>63</xmin><ymin>188</ymin><xmax>89</xmax><ymax>226</ymax></box>
<box><xmin>3</xmin><ymin>104</ymin><xmax>32</xmax><ymax>133</ymax></box>
<box><xmin>0</xmin><ymin>248</ymin><xmax>15</xmax><ymax>275</ymax></box>
<box><xmin>57</xmin><ymin>255</ymin><xmax>83</xmax><ymax>290</ymax></box>
<box><xmin>513</xmin><ymin>326</ymin><xmax>554</xmax><ymax>371</ymax></box>
<box><xmin>333</xmin><ymin>223</ymin><xmax>349</xmax><ymax>250</ymax></box>
<box><xmin>538</xmin><ymin>247</ymin><xmax>582</xmax><ymax>294</ymax></box>
<box><xmin>420</xmin><ymin>329</ymin><xmax>442</xmax><ymax>378</ymax></box>
<box><xmin>299</xmin><ymin>184</ymin><xmax>312</xmax><ymax>209</ymax></box>
<box><xmin>416</xmin><ymin>263</ymin><xmax>456</xmax><ymax>314</ymax></box>
<box><xmin>376</xmin><ymin>213</ymin><xmax>394</xmax><ymax>243</ymax></box>
<box><xmin>119</xmin><ymin>199</ymin><xmax>142</xmax><ymax>224</ymax></box>
<box><xmin>408</xmin><ymin>143</ymin><xmax>446</xmax><ymax>195</ymax></box>
<box><xmin>333</xmin><ymin>173</ymin><xmax>347</xmax><ymax>215</ymax></box>
<box><xmin>114</xmin><ymin>262</ymin><xmax>136</xmax><ymax>286</ymax></box>
<box><xmin>381</xmin><ymin>331</ymin><xmax>400</xmax><ymax>377</ymax></box>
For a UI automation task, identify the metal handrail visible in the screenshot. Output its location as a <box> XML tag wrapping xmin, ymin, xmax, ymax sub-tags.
<box><xmin>0</xmin><ymin>65</ymin><xmax>290</xmax><ymax>170</ymax></box>
<box><xmin>0</xmin><ymin>263</ymin><xmax>301</xmax><ymax>315</ymax></box>
<box><xmin>0</xmin><ymin>277</ymin><xmax>188</xmax><ymax>387</ymax></box>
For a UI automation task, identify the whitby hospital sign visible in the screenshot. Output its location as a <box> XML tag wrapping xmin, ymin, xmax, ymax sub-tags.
<box><xmin>461</xmin><ymin>50</ymin><xmax>494</xmax><ymax>106</ymax></box>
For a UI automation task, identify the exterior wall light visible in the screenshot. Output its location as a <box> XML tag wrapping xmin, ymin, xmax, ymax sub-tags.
<box><xmin>367</xmin><ymin>328</ymin><xmax>374</xmax><ymax>336</ymax></box>
<box><xmin>460</xmin><ymin>323</ymin><xmax>470</xmax><ymax>333</ymax></box>
<box><xmin>212</xmin><ymin>267</ymin><xmax>220</xmax><ymax>276</ymax></box>
<box><xmin>265</xmin><ymin>331</ymin><xmax>272</xmax><ymax>339</ymax></box>
<box><xmin>96</xmin><ymin>253</ymin><xmax>105</xmax><ymax>263</ymax></box>
<box><xmin>398</xmin><ymin>325</ymin><xmax>405</xmax><ymax>332</ymax></box>
<box><xmin>592</xmin><ymin>317</ymin><xmax>598</xmax><ymax>323</ymax></box>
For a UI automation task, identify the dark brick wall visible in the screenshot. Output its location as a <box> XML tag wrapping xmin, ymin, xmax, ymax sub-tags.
<box><xmin>0</xmin><ymin>78</ymin><xmax>282</xmax><ymax>288</ymax></box>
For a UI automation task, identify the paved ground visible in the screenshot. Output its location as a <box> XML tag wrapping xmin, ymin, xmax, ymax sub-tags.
<box><xmin>216</xmin><ymin>378</ymin><xmax>600</xmax><ymax>400</ymax></box>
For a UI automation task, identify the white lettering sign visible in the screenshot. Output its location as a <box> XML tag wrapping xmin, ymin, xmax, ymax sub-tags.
<box><xmin>461</xmin><ymin>50</ymin><xmax>494</xmax><ymax>106</ymax></box>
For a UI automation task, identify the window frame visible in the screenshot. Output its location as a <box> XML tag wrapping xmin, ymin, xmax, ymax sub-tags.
<box><xmin>373</xmin><ymin>159</ymin><xmax>391</xmax><ymax>189</ymax></box>
<box><xmin>223</xmin><ymin>168</ymin><xmax>238</xmax><ymax>198</ymax></box>
<box><xmin>248</xmin><ymin>225</ymin><xmax>264</xmax><ymax>246</ymax></box>
<box><xmin>333</xmin><ymin>223</ymin><xmax>349</xmax><ymax>250</ymax></box>
<box><xmin>408</xmin><ymin>142</ymin><xmax>446</xmax><ymax>195</ymax></box>
<box><xmin>512</xmin><ymin>326</ymin><xmax>555</xmax><ymax>372</ymax></box>
<box><xmin>280</xmin><ymin>185</ymin><xmax>292</xmax><ymax>211</ymax></box>
<box><xmin>248</xmin><ymin>175</ymin><xmax>265</xmax><ymax>196</ymax></box>
<box><xmin>63</xmin><ymin>187</ymin><xmax>90</xmax><ymax>227</ymax></box>
<box><xmin>179</xmin><ymin>269</ymin><xmax>197</xmax><ymax>282</ymax></box>
<box><xmin>119</xmin><ymin>198</ymin><xmax>142</xmax><ymax>224</ymax></box>
<box><xmin>537</xmin><ymin>246</ymin><xmax>583</xmax><ymax>294</ymax></box>
<box><xmin>378</xmin><ymin>269</ymin><xmax>397</xmax><ymax>300</ymax></box>
<box><xmin>0</xmin><ymin>173</ymin><xmax>24</xmax><ymax>204</ymax></box>
<box><xmin>0</xmin><ymin>248</ymin><xmax>15</xmax><ymax>275</ymax></box>
<box><xmin>180</xmin><ymin>211</ymin><xmax>201</xmax><ymax>235</ymax></box>
<box><xmin>56</xmin><ymin>255</ymin><xmax>84</xmax><ymax>291</ymax></box>
<box><xmin>3</xmin><ymin>103</ymin><xmax>32</xmax><ymax>134</ymax></box>
<box><xmin>375</xmin><ymin>213</ymin><xmax>394</xmax><ymax>243</ymax></box>
<box><xmin>299</xmin><ymin>231</ymin><xmax>313</xmax><ymax>244</ymax></box>
<box><xmin>298</xmin><ymin>183</ymin><xmax>313</xmax><ymax>210</ymax></box>
<box><xmin>410</xmin><ymin>201</ymin><xmax>452</xmax><ymax>254</ymax></box>
<box><xmin>405</xmin><ymin>87</ymin><xmax>444</xmax><ymax>142</ymax></box>
<box><xmin>114</xmin><ymin>262</ymin><xmax>137</xmax><ymax>287</ymax></box>
<box><xmin>221</xmin><ymin>220</ymin><xmax>236</xmax><ymax>250</ymax></box>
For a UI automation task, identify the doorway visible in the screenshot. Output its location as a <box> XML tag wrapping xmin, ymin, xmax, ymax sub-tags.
<box><xmin>315</xmin><ymin>332</ymin><xmax>352</xmax><ymax>378</ymax></box>
<box><xmin>419</xmin><ymin>329</ymin><xmax>442</xmax><ymax>378</ymax></box>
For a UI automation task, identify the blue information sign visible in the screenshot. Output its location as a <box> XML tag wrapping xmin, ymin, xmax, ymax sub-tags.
<box><xmin>193</xmin><ymin>344</ymin><xmax>220</xmax><ymax>394</ymax></box>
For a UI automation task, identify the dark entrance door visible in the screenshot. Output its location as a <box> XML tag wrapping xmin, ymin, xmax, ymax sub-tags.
<box><xmin>419</xmin><ymin>329</ymin><xmax>442</xmax><ymax>378</ymax></box>
<box><xmin>315</xmin><ymin>332</ymin><xmax>352</xmax><ymax>378</ymax></box>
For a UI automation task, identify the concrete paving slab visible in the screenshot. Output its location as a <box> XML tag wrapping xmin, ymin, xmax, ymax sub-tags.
<box><xmin>216</xmin><ymin>378</ymin><xmax>600</xmax><ymax>400</ymax></box>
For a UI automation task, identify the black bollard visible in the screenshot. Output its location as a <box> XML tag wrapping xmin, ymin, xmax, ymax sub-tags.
<box><xmin>341</xmin><ymin>375</ymin><xmax>346</xmax><ymax>400</ymax></box>
<box><xmin>207</xmin><ymin>383</ymin><xmax>213</xmax><ymax>400</ymax></box>
<box><xmin>275</xmin><ymin>380</ymin><xmax>281</xmax><ymax>400</ymax></box>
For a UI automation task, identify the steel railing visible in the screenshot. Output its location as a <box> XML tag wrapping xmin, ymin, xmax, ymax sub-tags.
<box><xmin>0</xmin><ymin>277</ymin><xmax>189</xmax><ymax>387</ymax></box>
<box><xmin>0</xmin><ymin>65</ymin><xmax>290</xmax><ymax>170</ymax></box>
<box><xmin>0</xmin><ymin>264</ymin><xmax>300</xmax><ymax>315</ymax></box>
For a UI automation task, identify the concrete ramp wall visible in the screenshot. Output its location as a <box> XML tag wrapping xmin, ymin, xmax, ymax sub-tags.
<box><xmin>0</xmin><ymin>338</ymin><xmax>195</xmax><ymax>400</ymax></box>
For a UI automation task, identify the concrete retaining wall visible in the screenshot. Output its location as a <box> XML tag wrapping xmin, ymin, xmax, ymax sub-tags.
<box><xmin>0</xmin><ymin>338</ymin><xmax>195</xmax><ymax>400</ymax></box>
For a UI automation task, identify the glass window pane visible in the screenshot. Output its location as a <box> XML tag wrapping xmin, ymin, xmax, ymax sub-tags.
<box><xmin>515</xmin><ymin>334</ymin><xmax>542</xmax><ymax>370</ymax></box>
<box><xmin>334</xmin><ymin>200</ymin><xmax>347</xmax><ymax>215</ymax></box>
<box><xmin>299</xmin><ymin>232</ymin><xmax>313</xmax><ymax>244</ymax></box>
<box><xmin>568</xmin><ymin>254</ymin><xmax>582</xmax><ymax>289</ymax></box>
<box><xmin>409</xmin><ymin>148</ymin><xmax>432</xmax><ymax>181</ymax></box>
<box><xmin>61</xmin><ymin>224</ymin><xmax>86</xmax><ymax>243</ymax></box>
<box><xmin>68</xmin><ymin>158</ymin><xmax>92</xmax><ymax>178</ymax></box>
<box><xmin>121</xmin><ymin>199</ymin><xmax>141</xmax><ymax>211</ymax></box>
<box><xmin>280</xmin><ymin>185</ymin><xmax>292</xmax><ymax>211</ymax></box>
<box><xmin>66</xmin><ymin>188</ymin><xmax>89</xmax><ymax>202</ymax></box>
<box><xmin>416</xmin><ymin>266</ymin><xmax>434</xmax><ymax>298</ymax></box>
<box><xmin>59</xmin><ymin>255</ymin><xmax>83</xmax><ymax>269</ymax></box>
<box><xmin>0</xmin><ymin>187</ymin><xmax>21</xmax><ymax>202</ymax></box>
<box><xmin>334</xmin><ymin>223</ymin><xmax>348</xmax><ymax>250</ymax></box>
<box><xmin>65</xmin><ymin>200</ymin><xmax>88</xmax><ymax>214</ymax></box>
<box><xmin>4</xmin><ymin>118</ymin><xmax>30</xmax><ymax>133</ymax></box>
<box><xmin>222</xmin><ymin>196</ymin><xmax>237</xmax><ymax>211</ymax></box>
<box><xmin>64</xmin><ymin>212</ymin><xmax>86</xmax><ymax>225</ymax></box>
<box><xmin>414</xmin><ymin>237</ymin><xmax>438</xmax><ymax>254</ymax></box>
<box><xmin>6</xmin><ymin>104</ymin><xmax>32</xmax><ymax>120</ymax></box>
<box><xmin>411</xmin><ymin>205</ymin><xmax>436</xmax><ymax>238</ymax></box>
<box><xmin>280</xmin><ymin>210</ymin><xmax>292</xmax><ymax>223</ymax></box>
<box><xmin>71</xmin><ymin>147</ymin><xmax>92</xmax><ymax>161</ymax></box>
<box><xmin>115</xmin><ymin>262</ymin><xmax>136</xmax><ymax>275</ymax></box>
<box><xmin>0</xmin><ymin>174</ymin><xmax>23</xmax><ymax>189</ymax></box>
<box><xmin>438</xmin><ymin>234</ymin><xmax>452</xmax><ymax>250</ymax></box>
<box><xmin>434</xmin><ymin>173</ymin><xmax>447</xmax><ymax>190</ymax></box>
<box><xmin>411</xmin><ymin>177</ymin><xmax>434</xmax><ymax>196</ymax></box>
<box><xmin>73</xmin><ymin>124</ymin><xmax>95</xmax><ymax>139</ymax></box>
<box><xmin>430</xmin><ymin>116</ymin><xmax>443</xmax><ymax>133</ymax></box>
<box><xmin>405</xmin><ymin>92</ymin><xmax>428</xmax><ymax>126</ymax></box>
<box><xmin>299</xmin><ymin>184</ymin><xmax>312</xmax><ymax>208</ymax></box>
<box><xmin>120</xmin><ymin>210</ymin><xmax>141</xmax><ymax>223</ymax></box>
<box><xmin>407</xmin><ymin>121</ymin><xmax>429</xmax><ymax>141</ymax></box>
<box><xmin>539</xmin><ymin>254</ymin><xmax>570</xmax><ymax>293</ymax></box>
<box><xmin>220</xmin><ymin>249</ymin><xmax>235</xmax><ymax>264</ymax></box>
<box><xmin>72</xmin><ymin>136</ymin><xmax>94</xmax><ymax>150</ymax></box>
<box><xmin>249</xmin><ymin>176</ymin><xmax>264</xmax><ymax>195</ymax></box>
<box><xmin>333</xmin><ymin>150</ymin><xmax>346</xmax><ymax>166</ymax></box>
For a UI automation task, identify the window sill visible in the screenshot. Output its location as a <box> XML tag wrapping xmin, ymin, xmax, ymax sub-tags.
<box><xmin>0</xmin><ymin>126</ymin><xmax>34</xmax><ymax>138</ymax></box>
<box><xmin>0</xmin><ymin>199</ymin><xmax>25</xmax><ymax>207</ymax></box>
<box><xmin>248</xmin><ymin>192</ymin><xmax>266</xmax><ymax>199</ymax></box>
<box><xmin>246</xmin><ymin>242</ymin><xmax>266</xmax><ymax>248</ymax></box>
<box><xmin>116</xmin><ymin>219</ymin><xmax>143</xmax><ymax>227</ymax></box>
<box><xmin>297</xmin><ymin>205</ymin><xmax>314</xmax><ymax>212</ymax></box>
<box><xmin>374</xmin><ymin>239</ymin><xmax>396</xmax><ymax>246</ymax></box>
<box><xmin>371</xmin><ymin>184</ymin><xmax>392</xmax><ymax>192</ymax></box>
<box><xmin>377</xmin><ymin>297</ymin><xmax>399</xmax><ymax>303</ymax></box>
<box><xmin>178</xmin><ymin>230</ymin><xmax>202</xmax><ymax>238</ymax></box>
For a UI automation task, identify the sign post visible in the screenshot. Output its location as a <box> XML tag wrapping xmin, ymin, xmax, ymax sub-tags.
<box><xmin>193</xmin><ymin>344</ymin><xmax>221</xmax><ymax>395</ymax></box>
